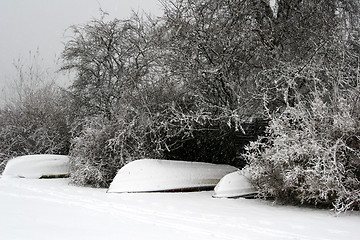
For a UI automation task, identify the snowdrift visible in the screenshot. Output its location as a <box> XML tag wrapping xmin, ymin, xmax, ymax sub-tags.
<box><xmin>2</xmin><ymin>154</ymin><xmax>70</xmax><ymax>179</ymax></box>
<box><xmin>213</xmin><ymin>170</ymin><xmax>258</xmax><ymax>198</ymax></box>
<box><xmin>108</xmin><ymin>159</ymin><xmax>238</xmax><ymax>193</ymax></box>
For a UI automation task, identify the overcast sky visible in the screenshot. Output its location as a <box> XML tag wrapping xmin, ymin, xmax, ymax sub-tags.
<box><xmin>0</xmin><ymin>0</ymin><xmax>162</xmax><ymax>105</ymax></box>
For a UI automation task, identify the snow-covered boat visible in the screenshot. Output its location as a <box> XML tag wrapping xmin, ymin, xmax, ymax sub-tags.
<box><xmin>2</xmin><ymin>154</ymin><xmax>70</xmax><ymax>179</ymax></box>
<box><xmin>108</xmin><ymin>159</ymin><xmax>238</xmax><ymax>193</ymax></box>
<box><xmin>213</xmin><ymin>170</ymin><xmax>258</xmax><ymax>198</ymax></box>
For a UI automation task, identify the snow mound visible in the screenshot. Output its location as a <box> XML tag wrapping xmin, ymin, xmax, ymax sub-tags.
<box><xmin>213</xmin><ymin>170</ymin><xmax>258</xmax><ymax>198</ymax></box>
<box><xmin>108</xmin><ymin>159</ymin><xmax>238</xmax><ymax>193</ymax></box>
<box><xmin>2</xmin><ymin>154</ymin><xmax>70</xmax><ymax>179</ymax></box>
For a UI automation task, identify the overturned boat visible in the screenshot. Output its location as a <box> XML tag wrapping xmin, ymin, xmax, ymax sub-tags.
<box><xmin>213</xmin><ymin>170</ymin><xmax>258</xmax><ymax>198</ymax></box>
<box><xmin>2</xmin><ymin>154</ymin><xmax>70</xmax><ymax>179</ymax></box>
<box><xmin>108</xmin><ymin>159</ymin><xmax>238</xmax><ymax>193</ymax></box>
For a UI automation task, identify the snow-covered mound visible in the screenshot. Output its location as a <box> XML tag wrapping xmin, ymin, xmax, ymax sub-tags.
<box><xmin>213</xmin><ymin>170</ymin><xmax>258</xmax><ymax>198</ymax></box>
<box><xmin>2</xmin><ymin>154</ymin><xmax>70</xmax><ymax>179</ymax></box>
<box><xmin>108</xmin><ymin>159</ymin><xmax>238</xmax><ymax>193</ymax></box>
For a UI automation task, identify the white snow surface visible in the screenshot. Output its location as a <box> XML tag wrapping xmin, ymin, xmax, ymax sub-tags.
<box><xmin>0</xmin><ymin>178</ymin><xmax>359</xmax><ymax>240</ymax></box>
<box><xmin>108</xmin><ymin>159</ymin><xmax>238</xmax><ymax>193</ymax></box>
<box><xmin>2</xmin><ymin>154</ymin><xmax>70</xmax><ymax>179</ymax></box>
<box><xmin>213</xmin><ymin>170</ymin><xmax>258</xmax><ymax>198</ymax></box>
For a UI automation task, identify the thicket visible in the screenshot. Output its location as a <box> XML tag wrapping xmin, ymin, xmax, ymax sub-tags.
<box><xmin>242</xmin><ymin>1</ymin><xmax>360</xmax><ymax>210</ymax></box>
<box><xmin>61</xmin><ymin>0</ymin><xmax>360</xmax><ymax>201</ymax></box>
<box><xmin>1</xmin><ymin>0</ymin><xmax>359</xmax><ymax>212</ymax></box>
<box><xmin>60</xmin><ymin>11</ymin><xmax>247</xmax><ymax>187</ymax></box>
<box><xmin>0</xmin><ymin>56</ymin><xmax>71</xmax><ymax>172</ymax></box>
<box><xmin>244</xmin><ymin>86</ymin><xmax>360</xmax><ymax>212</ymax></box>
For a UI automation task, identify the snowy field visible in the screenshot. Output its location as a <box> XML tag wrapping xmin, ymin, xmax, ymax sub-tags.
<box><xmin>1</xmin><ymin>177</ymin><xmax>359</xmax><ymax>240</ymax></box>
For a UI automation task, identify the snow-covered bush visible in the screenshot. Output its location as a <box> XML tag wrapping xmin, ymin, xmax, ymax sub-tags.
<box><xmin>244</xmin><ymin>89</ymin><xmax>360</xmax><ymax>212</ymax></box>
<box><xmin>0</xmin><ymin>86</ymin><xmax>71</xmax><ymax>174</ymax></box>
<box><xmin>68</xmin><ymin>99</ymin><xmax>245</xmax><ymax>187</ymax></box>
<box><xmin>64</xmin><ymin>2</ymin><xmax>360</xmax><ymax>189</ymax></box>
<box><xmin>69</xmin><ymin>107</ymin><xmax>165</xmax><ymax>187</ymax></box>
<box><xmin>69</xmin><ymin>117</ymin><xmax>115</xmax><ymax>187</ymax></box>
<box><xmin>0</xmin><ymin>53</ymin><xmax>71</xmax><ymax>174</ymax></box>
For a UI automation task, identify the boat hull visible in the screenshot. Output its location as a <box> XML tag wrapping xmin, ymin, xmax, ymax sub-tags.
<box><xmin>108</xmin><ymin>159</ymin><xmax>238</xmax><ymax>193</ymax></box>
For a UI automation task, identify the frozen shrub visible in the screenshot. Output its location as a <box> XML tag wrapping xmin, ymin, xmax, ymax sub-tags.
<box><xmin>0</xmin><ymin>53</ymin><xmax>71</xmax><ymax>173</ymax></box>
<box><xmin>244</xmin><ymin>90</ymin><xmax>360</xmax><ymax>212</ymax></box>
<box><xmin>69</xmin><ymin>117</ymin><xmax>124</xmax><ymax>187</ymax></box>
<box><xmin>68</xmin><ymin>108</ymin><xmax>164</xmax><ymax>187</ymax></box>
<box><xmin>0</xmin><ymin>86</ymin><xmax>71</xmax><ymax>173</ymax></box>
<box><xmin>68</xmin><ymin>102</ymin><xmax>243</xmax><ymax>187</ymax></box>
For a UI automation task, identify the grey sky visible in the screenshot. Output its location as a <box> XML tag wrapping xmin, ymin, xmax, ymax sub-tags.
<box><xmin>0</xmin><ymin>0</ymin><xmax>162</xmax><ymax>105</ymax></box>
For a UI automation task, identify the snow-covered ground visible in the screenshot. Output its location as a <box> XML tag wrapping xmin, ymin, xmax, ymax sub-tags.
<box><xmin>1</xmin><ymin>177</ymin><xmax>359</xmax><ymax>240</ymax></box>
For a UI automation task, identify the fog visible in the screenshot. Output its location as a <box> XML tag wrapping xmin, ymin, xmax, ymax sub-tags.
<box><xmin>0</xmin><ymin>0</ymin><xmax>162</xmax><ymax>106</ymax></box>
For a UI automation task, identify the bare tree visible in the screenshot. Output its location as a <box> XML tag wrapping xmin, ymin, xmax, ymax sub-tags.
<box><xmin>61</xmin><ymin>12</ymin><xmax>160</xmax><ymax>121</ymax></box>
<box><xmin>159</xmin><ymin>0</ymin><xmax>360</xmax><ymax>115</ymax></box>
